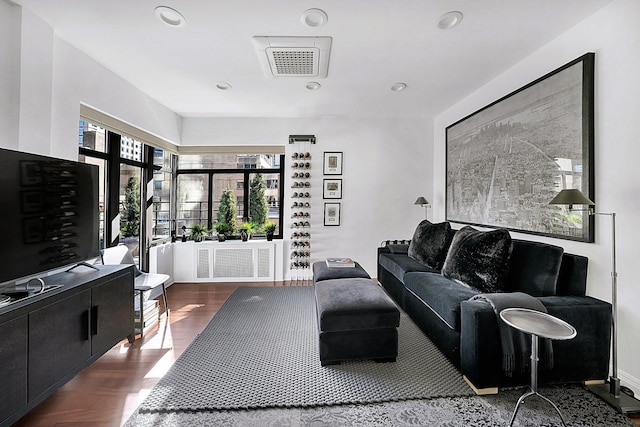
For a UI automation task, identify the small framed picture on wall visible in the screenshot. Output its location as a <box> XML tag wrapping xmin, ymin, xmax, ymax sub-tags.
<box><xmin>323</xmin><ymin>152</ymin><xmax>343</xmax><ymax>175</ymax></box>
<box><xmin>323</xmin><ymin>179</ymin><xmax>342</xmax><ymax>199</ymax></box>
<box><xmin>324</xmin><ymin>202</ymin><xmax>341</xmax><ymax>226</ymax></box>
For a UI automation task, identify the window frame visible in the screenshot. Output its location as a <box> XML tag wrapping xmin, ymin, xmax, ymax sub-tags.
<box><xmin>177</xmin><ymin>155</ymin><xmax>285</xmax><ymax>239</ymax></box>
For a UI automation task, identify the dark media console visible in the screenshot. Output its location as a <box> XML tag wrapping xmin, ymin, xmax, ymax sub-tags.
<box><xmin>0</xmin><ymin>265</ymin><xmax>134</xmax><ymax>426</ymax></box>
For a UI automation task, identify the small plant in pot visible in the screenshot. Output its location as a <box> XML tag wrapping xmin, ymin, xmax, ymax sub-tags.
<box><xmin>214</xmin><ymin>222</ymin><xmax>229</xmax><ymax>242</ymax></box>
<box><xmin>239</xmin><ymin>222</ymin><xmax>254</xmax><ymax>242</ymax></box>
<box><xmin>190</xmin><ymin>224</ymin><xmax>209</xmax><ymax>242</ymax></box>
<box><xmin>264</xmin><ymin>222</ymin><xmax>277</xmax><ymax>241</ymax></box>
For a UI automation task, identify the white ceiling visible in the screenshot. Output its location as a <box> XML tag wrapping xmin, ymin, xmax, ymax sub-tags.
<box><xmin>15</xmin><ymin>0</ymin><xmax>613</xmax><ymax>119</ymax></box>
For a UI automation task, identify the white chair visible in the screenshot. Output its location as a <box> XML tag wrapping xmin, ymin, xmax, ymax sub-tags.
<box><xmin>102</xmin><ymin>245</ymin><xmax>170</xmax><ymax>337</ymax></box>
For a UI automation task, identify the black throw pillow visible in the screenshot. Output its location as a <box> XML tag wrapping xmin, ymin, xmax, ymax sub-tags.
<box><xmin>407</xmin><ymin>220</ymin><xmax>453</xmax><ymax>270</ymax></box>
<box><xmin>441</xmin><ymin>226</ymin><xmax>513</xmax><ymax>293</ymax></box>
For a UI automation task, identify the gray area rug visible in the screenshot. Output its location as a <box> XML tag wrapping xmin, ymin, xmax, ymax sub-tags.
<box><xmin>138</xmin><ymin>286</ymin><xmax>474</xmax><ymax>413</ymax></box>
<box><xmin>126</xmin><ymin>384</ymin><xmax>635</xmax><ymax>426</ymax></box>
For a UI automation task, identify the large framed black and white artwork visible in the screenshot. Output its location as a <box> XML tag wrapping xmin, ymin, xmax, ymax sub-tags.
<box><xmin>446</xmin><ymin>53</ymin><xmax>595</xmax><ymax>242</ymax></box>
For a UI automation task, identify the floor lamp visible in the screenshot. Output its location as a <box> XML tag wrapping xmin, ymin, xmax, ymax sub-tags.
<box><xmin>414</xmin><ymin>196</ymin><xmax>430</xmax><ymax>219</ymax></box>
<box><xmin>550</xmin><ymin>189</ymin><xmax>640</xmax><ymax>414</ymax></box>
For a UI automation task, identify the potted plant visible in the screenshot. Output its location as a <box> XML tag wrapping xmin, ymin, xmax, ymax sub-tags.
<box><xmin>264</xmin><ymin>222</ymin><xmax>277</xmax><ymax>241</ymax></box>
<box><xmin>239</xmin><ymin>222</ymin><xmax>253</xmax><ymax>242</ymax></box>
<box><xmin>214</xmin><ymin>222</ymin><xmax>229</xmax><ymax>242</ymax></box>
<box><xmin>190</xmin><ymin>224</ymin><xmax>209</xmax><ymax>242</ymax></box>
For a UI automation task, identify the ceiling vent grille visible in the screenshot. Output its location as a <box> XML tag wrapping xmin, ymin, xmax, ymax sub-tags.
<box><xmin>253</xmin><ymin>36</ymin><xmax>331</xmax><ymax>78</ymax></box>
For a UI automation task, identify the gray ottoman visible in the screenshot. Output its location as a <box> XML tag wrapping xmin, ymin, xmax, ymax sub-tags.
<box><xmin>312</xmin><ymin>260</ymin><xmax>371</xmax><ymax>283</ymax></box>
<box><xmin>314</xmin><ymin>276</ymin><xmax>400</xmax><ymax>366</ymax></box>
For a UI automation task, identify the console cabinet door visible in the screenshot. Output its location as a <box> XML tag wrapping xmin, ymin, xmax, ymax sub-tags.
<box><xmin>0</xmin><ymin>315</ymin><xmax>28</xmax><ymax>425</ymax></box>
<box><xmin>91</xmin><ymin>271</ymin><xmax>134</xmax><ymax>355</ymax></box>
<box><xmin>28</xmin><ymin>290</ymin><xmax>92</xmax><ymax>400</ymax></box>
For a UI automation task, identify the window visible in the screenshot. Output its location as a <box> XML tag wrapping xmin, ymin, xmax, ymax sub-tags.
<box><xmin>79</xmin><ymin>120</ymin><xmax>176</xmax><ymax>269</ymax></box>
<box><xmin>177</xmin><ymin>152</ymin><xmax>284</xmax><ymax>238</ymax></box>
<box><xmin>77</xmin><ymin>153</ymin><xmax>106</xmax><ymax>249</ymax></box>
<box><xmin>177</xmin><ymin>173</ymin><xmax>209</xmax><ymax>231</ymax></box>
<box><xmin>78</xmin><ymin>121</ymin><xmax>106</xmax><ymax>152</ymax></box>
<box><xmin>152</xmin><ymin>149</ymin><xmax>173</xmax><ymax>238</ymax></box>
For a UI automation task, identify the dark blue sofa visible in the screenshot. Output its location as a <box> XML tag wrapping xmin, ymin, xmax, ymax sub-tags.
<box><xmin>377</xmin><ymin>233</ymin><xmax>612</xmax><ymax>392</ymax></box>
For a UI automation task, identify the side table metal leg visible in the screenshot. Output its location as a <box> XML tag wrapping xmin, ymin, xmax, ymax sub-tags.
<box><xmin>138</xmin><ymin>289</ymin><xmax>144</xmax><ymax>338</ymax></box>
<box><xmin>161</xmin><ymin>283</ymin><xmax>169</xmax><ymax>317</ymax></box>
<box><xmin>509</xmin><ymin>334</ymin><xmax>567</xmax><ymax>427</ymax></box>
<box><xmin>509</xmin><ymin>390</ymin><xmax>534</xmax><ymax>426</ymax></box>
<box><xmin>537</xmin><ymin>393</ymin><xmax>568</xmax><ymax>426</ymax></box>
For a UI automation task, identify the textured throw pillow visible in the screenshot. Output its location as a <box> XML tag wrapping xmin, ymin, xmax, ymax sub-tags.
<box><xmin>441</xmin><ymin>226</ymin><xmax>513</xmax><ymax>293</ymax></box>
<box><xmin>407</xmin><ymin>220</ymin><xmax>453</xmax><ymax>269</ymax></box>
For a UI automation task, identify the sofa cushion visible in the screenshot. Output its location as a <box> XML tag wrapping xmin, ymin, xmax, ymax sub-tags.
<box><xmin>408</xmin><ymin>220</ymin><xmax>453</xmax><ymax>269</ymax></box>
<box><xmin>442</xmin><ymin>226</ymin><xmax>513</xmax><ymax>293</ymax></box>
<box><xmin>404</xmin><ymin>271</ymin><xmax>479</xmax><ymax>330</ymax></box>
<box><xmin>556</xmin><ymin>253</ymin><xmax>588</xmax><ymax>296</ymax></box>
<box><xmin>505</xmin><ymin>240</ymin><xmax>563</xmax><ymax>296</ymax></box>
<box><xmin>379</xmin><ymin>253</ymin><xmax>438</xmax><ymax>283</ymax></box>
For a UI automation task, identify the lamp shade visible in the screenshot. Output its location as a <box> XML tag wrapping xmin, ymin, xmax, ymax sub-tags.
<box><xmin>414</xmin><ymin>197</ymin><xmax>429</xmax><ymax>206</ymax></box>
<box><xmin>549</xmin><ymin>189</ymin><xmax>594</xmax><ymax>206</ymax></box>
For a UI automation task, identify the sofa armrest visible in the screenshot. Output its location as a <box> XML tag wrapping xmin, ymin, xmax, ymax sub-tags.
<box><xmin>379</xmin><ymin>240</ymin><xmax>410</xmax><ymax>251</ymax></box>
<box><xmin>460</xmin><ymin>296</ymin><xmax>612</xmax><ymax>389</ymax></box>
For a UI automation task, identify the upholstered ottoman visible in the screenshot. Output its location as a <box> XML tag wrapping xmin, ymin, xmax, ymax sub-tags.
<box><xmin>312</xmin><ymin>260</ymin><xmax>371</xmax><ymax>283</ymax></box>
<box><xmin>314</xmin><ymin>277</ymin><xmax>400</xmax><ymax>366</ymax></box>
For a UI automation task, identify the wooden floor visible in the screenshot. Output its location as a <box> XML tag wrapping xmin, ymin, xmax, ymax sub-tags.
<box><xmin>12</xmin><ymin>281</ymin><xmax>640</xmax><ymax>427</ymax></box>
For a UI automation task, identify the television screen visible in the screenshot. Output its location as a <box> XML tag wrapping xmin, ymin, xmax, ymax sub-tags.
<box><xmin>0</xmin><ymin>148</ymin><xmax>100</xmax><ymax>285</ymax></box>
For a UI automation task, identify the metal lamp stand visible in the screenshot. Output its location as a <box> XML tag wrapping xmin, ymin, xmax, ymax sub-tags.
<box><xmin>586</xmin><ymin>212</ymin><xmax>640</xmax><ymax>414</ymax></box>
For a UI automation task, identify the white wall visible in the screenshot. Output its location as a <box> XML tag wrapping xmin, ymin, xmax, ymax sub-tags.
<box><xmin>17</xmin><ymin>7</ymin><xmax>53</xmax><ymax>155</ymax></box>
<box><xmin>2</xmin><ymin>1</ymin><xmax>433</xmax><ymax>279</ymax></box>
<box><xmin>182</xmin><ymin>116</ymin><xmax>433</xmax><ymax>277</ymax></box>
<box><xmin>434</xmin><ymin>0</ymin><xmax>640</xmax><ymax>394</ymax></box>
<box><xmin>0</xmin><ymin>0</ymin><xmax>20</xmax><ymax>150</ymax></box>
<box><xmin>0</xmin><ymin>2</ymin><xmax>183</xmax><ymax>160</ymax></box>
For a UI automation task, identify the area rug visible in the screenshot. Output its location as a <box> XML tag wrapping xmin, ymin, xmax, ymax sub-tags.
<box><xmin>126</xmin><ymin>384</ymin><xmax>635</xmax><ymax>426</ymax></box>
<box><xmin>138</xmin><ymin>286</ymin><xmax>474</xmax><ymax>413</ymax></box>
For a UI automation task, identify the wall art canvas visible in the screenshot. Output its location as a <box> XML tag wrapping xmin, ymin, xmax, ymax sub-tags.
<box><xmin>446</xmin><ymin>53</ymin><xmax>595</xmax><ymax>242</ymax></box>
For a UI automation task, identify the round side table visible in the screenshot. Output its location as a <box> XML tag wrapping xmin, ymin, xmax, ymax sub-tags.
<box><xmin>500</xmin><ymin>308</ymin><xmax>577</xmax><ymax>427</ymax></box>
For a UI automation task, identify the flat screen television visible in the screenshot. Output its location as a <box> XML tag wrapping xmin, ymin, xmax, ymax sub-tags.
<box><xmin>0</xmin><ymin>147</ymin><xmax>100</xmax><ymax>285</ymax></box>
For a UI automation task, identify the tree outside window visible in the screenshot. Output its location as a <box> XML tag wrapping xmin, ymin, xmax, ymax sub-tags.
<box><xmin>217</xmin><ymin>188</ymin><xmax>238</xmax><ymax>234</ymax></box>
<box><xmin>249</xmin><ymin>173</ymin><xmax>269</xmax><ymax>228</ymax></box>
<box><xmin>120</xmin><ymin>175</ymin><xmax>140</xmax><ymax>238</ymax></box>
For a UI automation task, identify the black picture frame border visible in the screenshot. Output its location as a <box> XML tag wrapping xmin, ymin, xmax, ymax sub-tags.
<box><xmin>445</xmin><ymin>52</ymin><xmax>595</xmax><ymax>243</ymax></box>
<box><xmin>323</xmin><ymin>152</ymin><xmax>343</xmax><ymax>175</ymax></box>
<box><xmin>323</xmin><ymin>178</ymin><xmax>343</xmax><ymax>199</ymax></box>
<box><xmin>324</xmin><ymin>202</ymin><xmax>341</xmax><ymax>226</ymax></box>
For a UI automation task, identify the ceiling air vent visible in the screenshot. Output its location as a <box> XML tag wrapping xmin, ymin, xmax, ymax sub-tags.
<box><xmin>252</xmin><ymin>36</ymin><xmax>332</xmax><ymax>78</ymax></box>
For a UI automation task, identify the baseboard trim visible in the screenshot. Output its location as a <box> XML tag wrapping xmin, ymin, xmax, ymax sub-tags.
<box><xmin>620</xmin><ymin>369</ymin><xmax>640</xmax><ymax>398</ymax></box>
<box><xmin>463</xmin><ymin>375</ymin><xmax>499</xmax><ymax>395</ymax></box>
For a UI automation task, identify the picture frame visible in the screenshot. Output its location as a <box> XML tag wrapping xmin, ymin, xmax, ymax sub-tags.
<box><xmin>324</xmin><ymin>202</ymin><xmax>341</xmax><ymax>226</ymax></box>
<box><xmin>323</xmin><ymin>179</ymin><xmax>342</xmax><ymax>199</ymax></box>
<box><xmin>445</xmin><ymin>53</ymin><xmax>595</xmax><ymax>242</ymax></box>
<box><xmin>323</xmin><ymin>152</ymin><xmax>343</xmax><ymax>175</ymax></box>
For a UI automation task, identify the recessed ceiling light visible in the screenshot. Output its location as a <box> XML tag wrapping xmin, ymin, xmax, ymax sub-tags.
<box><xmin>438</xmin><ymin>11</ymin><xmax>463</xmax><ymax>30</ymax></box>
<box><xmin>154</xmin><ymin>6</ymin><xmax>186</xmax><ymax>28</ymax></box>
<box><xmin>301</xmin><ymin>9</ymin><xmax>328</xmax><ymax>27</ymax></box>
<box><xmin>306</xmin><ymin>82</ymin><xmax>321</xmax><ymax>90</ymax></box>
<box><xmin>216</xmin><ymin>82</ymin><xmax>232</xmax><ymax>90</ymax></box>
<box><xmin>390</xmin><ymin>83</ymin><xmax>407</xmax><ymax>92</ymax></box>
